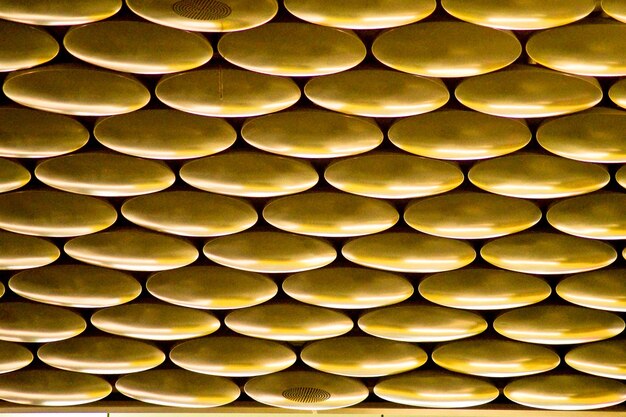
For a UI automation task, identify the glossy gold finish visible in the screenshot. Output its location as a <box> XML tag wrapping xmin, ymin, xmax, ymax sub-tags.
<box><xmin>432</xmin><ymin>339</ymin><xmax>560</xmax><ymax>377</ymax></box>
<box><xmin>618</xmin><ymin>165</ymin><xmax>626</xmax><ymax>189</ymax></box>
<box><xmin>283</xmin><ymin>267</ymin><xmax>413</xmax><ymax>309</ymax></box>
<box><xmin>566</xmin><ymin>339</ymin><xmax>626</xmax><ymax>379</ymax></box>
<box><xmin>419</xmin><ymin>269</ymin><xmax>551</xmax><ymax>310</ymax></box>
<box><xmin>0</xmin><ymin>158</ymin><xmax>30</xmax><ymax>193</ymax></box>
<box><xmin>0</xmin><ymin>302</ymin><xmax>86</xmax><ymax>343</ymax></box>
<box><xmin>181</xmin><ymin>152</ymin><xmax>318</xmax><ymax>197</ymax></box>
<box><xmin>358</xmin><ymin>305</ymin><xmax>487</xmax><ymax>342</ymax></box>
<box><xmin>225</xmin><ymin>303</ymin><xmax>353</xmax><ymax>341</ymax></box>
<box><xmin>504</xmin><ymin>374</ymin><xmax>626</xmax><ymax>410</ymax></box>
<box><xmin>0</xmin><ymin>341</ymin><xmax>32</xmax><ymax>374</ymax></box>
<box><xmin>244</xmin><ymin>371</ymin><xmax>368</xmax><ymax>410</ymax></box>
<box><xmin>64</xmin><ymin>230</ymin><xmax>198</xmax><ymax>271</ymax></box>
<box><xmin>372</xmin><ymin>22</ymin><xmax>520</xmax><ymax>77</ymax></box>
<box><xmin>325</xmin><ymin>153</ymin><xmax>463</xmax><ymax>199</ymax></box>
<box><xmin>0</xmin><ymin>20</ymin><xmax>58</xmax><ymax>71</ymax></box>
<box><xmin>0</xmin><ymin>0</ymin><xmax>121</xmax><ymax>25</ymax></box>
<box><xmin>603</xmin><ymin>0</ymin><xmax>626</xmax><ymax>23</ymax></box>
<box><xmin>548</xmin><ymin>193</ymin><xmax>626</xmax><ymax>239</ymax></box>
<box><xmin>301</xmin><ymin>337</ymin><xmax>427</xmax><ymax>377</ymax></box>
<box><xmin>94</xmin><ymin>109</ymin><xmax>236</xmax><ymax>159</ymax></box>
<box><xmin>494</xmin><ymin>305</ymin><xmax>625</xmax><ymax>344</ymax></box>
<box><xmin>405</xmin><ymin>192</ymin><xmax>541</xmax><ymax>239</ymax></box>
<box><xmin>557</xmin><ymin>269</ymin><xmax>626</xmax><ymax>311</ymax></box>
<box><xmin>0</xmin><ymin>231</ymin><xmax>59</xmax><ymax>270</ymax></box>
<box><xmin>469</xmin><ymin>154</ymin><xmax>610</xmax><ymax>199</ymax></box>
<box><xmin>170</xmin><ymin>336</ymin><xmax>296</xmax><ymax>377</ymax></box>
<box><xmin>609</xmin><ymin>78</ymin><xmax>626</xmax><ymax>109</ymax></box>
<box><xmin>455</xmin><ymin>67</ymin><xmax>602</xmax><ymax>118</ymax></box>
<box><xmin>147</xmin><ymin>266</ymin><xmax>277</xmax><ymax>310</ymax></box>
<box><xmin>342</xmin><ymin>232</ymin><xmax>475</xmax><ymax>273</ymax></box>
<box><xmin>116</xmin><ymin>369</ymin><xmax>240</xmax><ymax>408</ymax></box>
<box><xmin>388</xmin><ymin>110</ymin><xmax>530</xmax><ymax>160</ymax></box>
<box><xmin>0</xmin><ymin>282</ymin><xmax>3</xmax><ymax>298</ymax></box>
<box><xmin>9</xmin><ymin>265</ymin><xmax>141</xmax><ymax>308</ymax></box>
<box><xmin>374</xmin><ymin>371</ymin><xmax>499</xmax><ymax>408</ymax></box>
<box><xmin>64</xmin><ymin>21</ymin><xmax>212</xmax><ymax>74</ymax></box>
<box><xmin>91</xmin><ymin>303</ymin><xmax>220</xmax><ymax>340</ymax></box>
<box><xmin>204</xmin><ymin>231</ymin><xmax>336</xmax><ymax>273</ymax></box>
<box><xmin>35</xmin><ymin>152</ymin><xmax>175</xmax><ymax>197</ymax></box>
<box><xmin>38</xmin><ymin>336</ymin><xmax>165</xmax><ymax>374</ymax></box>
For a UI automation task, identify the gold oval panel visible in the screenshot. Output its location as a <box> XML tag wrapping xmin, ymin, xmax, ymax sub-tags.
<box><xmin>566</xmin><ymin>339</ymin><xmax>626</xmax><ymax>379</ymax></box>
<box><xmin>0</xmin><ymin>158</ymin><xmax>30</xmax><ymax>193</ymax></box>
<box><xmin>557</xmin><ymin>269</ymin><xmax>626</xmax><ymax>311</ymax></box>
<box><xmin>0</xmin><ymin>302</ymin><xmax>86</xmax><ymax>343</ymax></box>
<box><xmin>603</xmin><ymin>0</ymin><xmax>626</xmax><ymax>23</ymax></box>
<box><xmin>0</xmin><ymin>341</ymin><xmax>32</xmax><ymax>374</ymax></box>
<box><xmin>0</xmin><ymin>231</ymin><xmax>59</xmax><ymax>270</ymax></box>
<box><xmin>610</xmin><ymin>78</ymin><xmax>626</xmax><ymax>109</ymax></box>
<box><xmin>0</xmin><ymin>0</ymin><xmax>121</xmax><ymax>25</ymax></box>
<box><xmin>0</xmin><ymin>20</ymin><xmax>58</xmax><ymax>72</ymax></box>
<box><xmin>618</xmin><ymin>165</ymin><xmax>626</xmax><ymax>189</ymax></box>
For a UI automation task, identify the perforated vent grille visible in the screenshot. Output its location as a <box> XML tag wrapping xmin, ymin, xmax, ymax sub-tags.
<box><xmin>172</xmin><ymin>0</ymin><xmax>232</xmax><ymax>20</ymax></box>
<box><xmin>282</xmin><ymin>387</ymin><xmax>331</xmax><ymax>403</ymax></box>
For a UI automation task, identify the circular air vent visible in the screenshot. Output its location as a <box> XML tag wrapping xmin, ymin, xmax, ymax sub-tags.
<box><xmin>172</xmin><ymin>0</ymin><xmax>232</xmax><ymax>20</ymax></box>
<box><xmin>282</xmin><ymin>387</ymin><xmax>331</xmax><ymax>403</ymax></box>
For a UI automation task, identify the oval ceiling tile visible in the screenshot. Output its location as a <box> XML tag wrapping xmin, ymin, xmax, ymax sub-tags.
<box><xmin>91</xmin><ymin>303</ymin><xmax>220</xmax><ymax>340</ymax></box>
<box><xmin>116</xmin><ymin>369</ymin><xmax>240</xmax><ymax>408</ymax></box>
<box><xmin>170</xmin><ymin>336</ymin><xmax>296</xmax><ymax>377</ymax></box>
<box><xmin>301</xmin><ymin>337</ymin><xmax>427</xmax><ymax>377</ymax></box>
<box><xmin>0</xmin><ymin>0</ymin><xmax>121</xmax><ymax>25</ymax></box>
<box><xmin>0</xmin><ymin>231</ymin><xmax>59</xmax><ymax>270</ymax></box>
<box><xmin>0</xmin><ymin>21</ymin><xmax>58</xmax><ymax>71</ymax></box>
<box><xmin>494</xmin><ymin>305</ymin><xmax>625</xmax><ymax>344</ymax></box>
<box><xmin>283</xmin><ymin>267</ymin><xmax>413</xmax><ymax>309</ymax></box>
<box><xmin>342</xmin><ymin>232</ymin><xmax>476</xmax><ymax>273</ymax></box>
<box><xmin>94</xmin><ymin>109</ymin><xmax>236</xmax><ymax>160</ymax></box>
<box><xmin>566</xmin><ymin>339</ymin><xmax>626</xmax><ymax>379</ymax></box>
<box><xmin>557</xmin><ymin>269</ymin><xmax>626</xmax><ymax>311</ymax></box>
<box><xmin>468</xmin><ymin>154</ymin><xmax>609</xmax><ymax>199</ymax></box>
<box><xmin>156</xmin><ymin>69</ymin><xmax>300</xmax><ymax>117</ymax></box>
<box><xmin>126</xmin><ymin>0</ymin><xmax>278</xmax><ymax>32</ymax></box>
<box><xmin>372</xmin><ymin>22</ymin><xmax>520</xmax><ymax>77</ymax></box>
<box><xmin>304</xmin><ymin>69</ymin><xmax>449</xmax><ymax>117</ymax></box>
<box><xmin>218</xmin><ymin>23</ymin><xmax>365</xmax><ymax>76</ymax></box>
<box><xmin>35</xmin><ymin>152</ymin><xmax>175</xmax><ymax>197</ymax></box>
<box><xmin>64</xmin><ymin>21</ymin><xmax>212</xmax><ymax>74</ymax></box>
<box><xmin>64</xmin><ymin>229</ymin><xmax>198</xmax><ymax>271</ymax></box>
<box><xmin>405</xmin><ymin>192</ymin><xmax>541</xmax><ymax>239</ymax></box>
<box><xmin>603</xmin><ymin>0</ymin><xmax>626</xmax><ymax>23</ymax></box>
<box><xmin>0</xmin><ymin>341</ymin><xmax>32</xmax><ymax>374</ymax></box>
<box><xmin>147</xmin><ymin>266</ymin><xmax>277</xmax><ymax>310</ymax></box>
<box><xmin>241</xmin><ymin>110</ymin><xmax>382</xmax><ymax>159</ymax></box>
<box><xmin>38</xmin><ymin>336</ymin><xmax>165</xmax><ymax>374</ymax></box>
<box><xmin>0</xmin><ymin>302</ymin><xmax>86</xmax><ymax>343</ymax></box>
<box><xmin>388</xmin><ymin>110</ymin><xmax>531</xmax><ymax>160</ymax></box>
<box><xmin>9</xmin><ymin>264</ymin><xmax>141</xmax><ymax>308</ymax></box>
<box><xmin>456</xmin><ymin>67</ymin><xmax>602</xmax><ymax>118</ymax></box>
<box><xmin>618</xmin><ymin>165</ymin><xmax>626</xmax><ymax>189</ymax></box>
<box><xmin>358</xmin><ymin>305</ymin><xmax>487</xmax><ymax>342</ymax></box>
<box><xmin>0</xmin><ymin>158</ymin><xmax>30</xmax><ymax>193</ymax></box>
<box><xmin>609</xmin><ymin>78</ymin><xmax>626</xmax><ymax>109</ymax></box>
<box><xmin>225</xmin><ymin>303</ymin><xmax>353</xmax><ymax>341</ymax></box>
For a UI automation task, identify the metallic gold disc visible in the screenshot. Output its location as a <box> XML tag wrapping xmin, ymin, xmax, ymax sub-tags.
<box><xmin>181</xmin><ymin>151</ymin><xmax>318</xmax><ymax>198</ymax></box>
<box><xmin>618</xmin><ymin>165</ymin><xmax>626</xmax><ymax>189</ymax></box>
<box><xmin>122</xmin><ymin>191</ymin><xmax>257</xmax><ymax>237</ymax></box>
<box><xmin>284</xmin><ymin>0</ymin><xmax>435</xmax><ymax>29</ymax></box>
<box><xmin>455</xmin><ymin>67</ymin><xmax>602</xmax><ymax>118</ymax></box>
<box><xmin>0</xmin><ymin>158</ymin><xmax>30</xmax><ymax>193</ymax></box>
<box><xmin>342</xmin><ymin>232</ymin><xmax>475</xmax><ymax>273</ymax></box>
<box><xmin>0</xmin><ymin>370</ymin><xmax>111</xmax><ymax>406</ymax></box>
<box><xmin>358</xmin><ymin>305</ymin><xmax>487</xmax><ymax>342</ymax></box>
<box><xmin>156</xmin><ymin>69</ymin><xmax>300</xmax><ymax>117</ymax></box>
<box><xmin>432</xmin><ymin>339</ymin><xmax>560</xmax><ymax>377</ymax></box>
<box><xmin>0</xmin><ymin>108</ymin><xmax>88</xmax><ymax>158</ymax></box>
<box><xmin>325</xmin><ymin>153</ymin><xmax>463</xmax><ymax>199</ymax></box>
<box><xmin>0</xmin><ymin>0</ymin><xmax>121</xmax><ymax>25</ymax></box>
<box><xmin>283</xmin><ymin>267</ymin><xmax>413</xmax><ymax>309</ymax></box>
<box><xmin>9</xmin><ymin>264</ymin><xmax>141</xmax><ymax>308</ymax></box>
<box><xmin>241</xmin><ymin>110</ymin><xmax>383</xmax><ymax>159</ymax></box>
<box><xmin>0</xmin><ymin>302</ymin><xmax>85</xmax><ymax>343</ymax></box>
<box><xmin>603</xmin><ymin>0</ymin><xmax>626</xmax><ymax>23</ymax></box>
<box><xmin>304</xmin><ymin>69</ymin><xmax>449</xmax><ymax>117</ymax></box>
<box><xmin>0</xmin><ymin>231</ymin><xmax>59</xmax><ymax>270</ymax></box>
<box><xmin>204</xmin><ymin>231</ymin><xmax>336</xmax><ymax>273</ymax></box>
<box><xmin>147</xmin><ymin>266</ymin><xmax>277</xmax><ymax>310</ymax></box>
<box><xmin>481</xmin><ymin>232</ymin><xmax>617</xmax><ymax>275</ymax></box>
<box><xmin>64</xmin><ymin>21</ymin><xmax>212</xmax><ymax>74</ymax></box>
<box><xmin>116</xmin><ymin>369</ymin><xmax>240</xmax><ymax>408</ymax></box>
<box><xmin>35</xmin><ymin>152</ymin><xmax>175</xmax><ymax>197</ymax></box>
<box><xmin>244</xmin><ymin>371</ymin><xmax>368</xmax><ymax>410</ymax></box>
<box><xmin>218</xmin><ymin>23</ymin><xmax>365</xmax><ymax>76</ymax></box>
<box><xmin>225</xmin><ymin>303</ymin><xmax>353</xmax><ymax>341</ymax></box>
<box><xmin>468</xmin><ymin>154</ymin><xmax>610</xmax><ymax>199</ymax></box>
<box><xmin>91</xmin><ymin>303</ymin><xmax>220</xmax><ymax>340</ymax></box>
<box><xmin>3</xmin><ymin>65</ymin><xmax>150</xmax><ymax>116</ymax></box>
<box><xmin>557</xmin><ymin>269</ymin><xmax>626</xmax><ymax>312</ymax></box>
<box><xmin>372</xmin><ymin>21</ymin><xmax>521</xmax><ymax>77</ymax></box>
<box><xmin>170</xmin><ymin>336</ymin><xmax>296</xmax><ymax>377</ymax></box>
<box><xmin>38</xmin><ymin>336</ymin><xmax>165</xmax><ymax>374</ymax></box>
<box><xmin>126</xmin><ymin>0</ymin><xmax>278</xmax><ymax>32</ymax></box>
<box><xmin>94</xmin><ymin>109</ymin><xmax>236</xmax><ymax>159</ymax></box>
<box><xmin>64</xmin><ymin>229</ymin><xmax>198</xmax><ymax>271</ymax></box>
<box><xmin>0</xmin><ymin>341</ymin><xmax>32</xmax><ymax>374</ymax></box>
<box><xmin>374</xmin><ymin>371</ymin><xmax>499</xmax><ymax>408</ymax></box>
<box><xmin>609</xmin><ymin>78</ymin><xmax>626</xmax><ymax>109</ymax></box>
<box><xmin>419</xmin><ymin>269</ymin><xmax>551</xmax><ymax>310</ymax></box>
<box><xmin>566</xmin><ymin>339</ymin><xmax>626</xmax><ymax>379</ymax></box>
<box><xmin>494</xmin><ymin>305</ymin><xmax>625</xmax><ymax>345</ymax></box>
<box><xmin>405</xmin><ymin>192</ymin><xmax>541</xmax><ymax>239</ymax></box>
<box><xmin>504</xmin><ymin>374</ymin><xmax>626</xmax><ymax>410</ymax></box>
<box><xmin>441</xmin><ymin>0</ymin><xmax>595</xmax><ymax>30</ymax></box>
<box><xmin>0</xmin><ymin>20</ymin><xmax>58</xmax><ymax>71</ymax></box>
<box><xmin>388</xmin><ymin>109</ymin><xmax>531</xmax><ymax>160</ymax></box>
<box><xmin>263</xmin><ymin>192</ymin><xmax>398</xmax><ymax>237</ymax></box>
<box><xmin>0</xmin><ymin>282</ymin><xmax>3</xmax><ymax>298</ymax></box>
<box><xmin>301</xmin><ymin>336</ymin><xmax>427</xmax><ymax>377</ymax></box>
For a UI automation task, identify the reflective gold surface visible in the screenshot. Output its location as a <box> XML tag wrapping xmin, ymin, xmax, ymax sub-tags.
<box><xmin>557</xmin><ymin>269</ymin><xmax>626</xmax><ymax>311</ymax></box>
<box><xmin>0</xmin><ymin>302</ymin><xmax>86</xmax><ymax>343</ymax></box>
<box><xmin>618</xmin><ymin>165</ymin><xmax>626</xmax><ymax>189</ymax></box>
<box><xmin>0</xmin><ymin>341</ymin><xmax>32</xmax><ymax>374</ymax></box>
<box><xmin>566</xmin><ymin>339</ymin><xmax>626</xmax><ymax>379</ymax></box>
<box><xmin>603</xmin><ymin>0</ymin><xmax>626</xmax><ymax>23</ymax></box>
<box><xmin>0</xmin><ymin>0</ymin><xmax>121</xmax><ymax>25</ymax></box>
<box><xmin>0</xmin><ymin>20</ymin><xmax>58</xmax><ymax>71</ymax></box>
<box><xmin>0</xmin><ymin>231</ymin><xmax>59</xmax><ymax>270</ymax></box>
<box><xmin>609</xmin><ymin>78</ymin><xmax>626</xmax><ymax>109</ymax></box>
<box><xmin>494</xmin><ymin>305</ymin><xmax>625</xmax><ymax>344</ymax></box>
<box><xmin>0</xmin><ymin>158</ymin><xmax>30</xmax><ymax>193</ymax></box>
